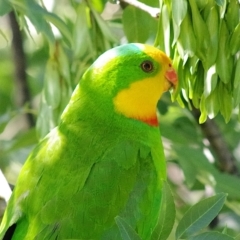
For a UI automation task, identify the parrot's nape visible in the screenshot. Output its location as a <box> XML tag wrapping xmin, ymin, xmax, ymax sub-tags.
<box><xmin>0</xmin><ymin>43</ymin><xmax>177</xmax><ymax>240</ymax></box>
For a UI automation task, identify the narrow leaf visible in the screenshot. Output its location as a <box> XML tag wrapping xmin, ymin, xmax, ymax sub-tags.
<box><xmin>43</xmin><ymin>59</ymin><xmax>61</xmax><ymax>109</ymax></box>
<box><xmin>175</xmin><ymin>193</ymin><xmax>227</xmax><ymax>239</ymax></box>
<box><xmin>151</xmin><ymin>181</ymin><xmax>175</xmax><ymax>240</ymax></box>
<box><xmin>89</xmin><ymin>2</ymin><xmax>117</xmax><ymax>43</ymax></box>
<box><xmin>216</xmin><ymin>20</ymin><xmax>233</xmax><ymax>84</ymax></box>
<box><xmin>73</xmin><ymin>3</ymin><xmax>92</xmax><ymax>58</ymax></box>
<box><xmin>161</xmin><ymin>4</ymin><xmax>170</xmax><ymax>56</ymax></box>
<box><xmin>230</xmin><ymin>23</ymin><xmax>240</xmax><ymax>55</ymax></box>
<box><xmin>188</xmin><ymin>0</ymin><xmax>210</xmax><ymax>63</ymax></box>
<box><xmin>234</xmin><ymin>57</ymin><xmax>240</xmax><ymax>88</ymax></box>
<box><xmin>218</xmin><ymin>82</ymin><xmax>232</xmax><ymax>123</ymax></box>
<box><xmin>172</xmin><ymin>0</ymin><xmax>187</xmax><ymax>44</ymax></box>
<box><xmin>189</xmin><ymin>231</ymin><xmax>234</xmax><ymax>240</ymax></box>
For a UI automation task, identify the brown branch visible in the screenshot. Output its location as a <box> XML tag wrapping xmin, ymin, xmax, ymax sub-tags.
<box><xmin>8</xmin><ymin>11</ymin><xmax>35</xmax><ymax>128</ymax></box>
<box><xmin>191</xmin><ymin>107</ymin><xmax>239</xmax><ymax>175</ymax></box>
<box><xmin>119</xmin><ymin>0</ymin><xmax>160</xmax><ymax>18</ymax></box>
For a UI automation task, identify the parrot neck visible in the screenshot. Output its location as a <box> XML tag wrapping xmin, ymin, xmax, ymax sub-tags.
<box><xmin>114</xmin><ymin>96</ymin><xmax>159</xmax><ymax>127</ymax></box>
<box><xmin>138</xmin><ymin>116</ymin><xmax>159</xmax><ymax>126</ymax></box>
<box><xmin>113</xmin><ymin>76</ymin><xmax>164</xmax><ymax>127</ymax></box>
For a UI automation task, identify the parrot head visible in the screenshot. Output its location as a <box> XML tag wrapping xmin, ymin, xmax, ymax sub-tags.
<box><xmin>69</xmin><ymin>43</ymin><xmax>178</xmax><ymax>126</ymax></box>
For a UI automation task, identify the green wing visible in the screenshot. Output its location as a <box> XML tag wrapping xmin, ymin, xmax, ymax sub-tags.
<box><xmin>0</xmin><ymin>126</ymin><xmax>165</xmax><ymax>240</ymax></box>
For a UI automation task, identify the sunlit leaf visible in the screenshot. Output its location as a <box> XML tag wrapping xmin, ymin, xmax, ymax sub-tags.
<box><xmin>172</xmin><ymin>0</ymin><xmax>187</xmax><ymax>44</ymax></box>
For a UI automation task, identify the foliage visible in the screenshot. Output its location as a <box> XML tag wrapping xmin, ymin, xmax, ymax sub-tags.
<box><xmin>0</xmin><ymin>0</ymin><xmax>240</xmax><ymax>239</ymax></box>
<box><xmin>150</xmin><ymin>0</ymin><xmax>240</xmax><ymax>123</ymax></box>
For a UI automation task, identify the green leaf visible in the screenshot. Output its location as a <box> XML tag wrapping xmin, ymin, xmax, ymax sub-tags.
<box><xmin>205</xmin><ymin>5</ymin><xmax>219</xmax><ymax>67</ymax></box>
<box><xmin>215</xmin><ymin>0</ymin><xmax>226</xmax><ymax>7</ymax></box>
<box><xmin>0</xmin><ymin>112</ymin><xmax>13</xmax><ymax>133</ymax></box>
<box><xmin>89</xmin><ymin>2</ymin><xmax>117</xmax><ymax>43</ymax></box>
<box><xmin>195</xmin><ymin>0</ymin><xmax>208</xmax><ymax>10</ymax></box>
<box><xmin>188</xmin><ymin>0</ymin><xmax>210</xmax><ymax>64</ymax></box>
<box><xmin>0</xmin><ymin>28</ymin><xmax>9</xmax><ymax>45</ymax></box>
<box><xmin>205</xmin><ymin>89</ymin><xmax>220</xmax><ymax>119</ymax></box>
<box><xmin>214</xmin><ymin>173</ymin><xmax>240</xmax><ymax>200</ymax></box>
<box><xmin>230</xmin><ymin>23</ymin><xmax>240</xmax><ymax>55</ymax></box>
<box><xmin>189</xmin><ymin>231</ymin><xmax>234</xmax><ymax>240</ymax></box>
<box><xmin>154</xmin><ymin>4</ymin><xmax>164</xmax><ymax>49</ymax></box>
<box><xmin>123</xmin><ymin>6</ymin><xmax>146</xmax><ymax>42</ymax></box>
<box><xmin>216</xmin><ymin>20</ymin><xmax>233</xmax><ymax>84</ymax></box>
<box><xmin>122</xmin><ymin>6</ymin><xmax>150</xmax><ymax>43</ymax></box>
<box><xmin>36</xmin><ymin>100</ymin><xmax>53</xmax><ymax>139</ymax></box>
<box><xmin>175</xmin><ymin>193</ymin><xmax>227</xmax><ymax>239</ymax></box>
<box><xmin>161</xmin><ymin>4</ymin><xmax>170</xmax><ymax>56</ymax></box>
<box><xmin>234</xmin><ymin>57</ymin><xmax>240</xmax><ymax>88</ymax></box>
<box><xmin>8</xmin><ymin>128</ymin><xmax>37</xmax><ymax>151</ymax></box>
<box><xmin>218</xmin><ymin>82</ymin><xmax>232</xmax><ymax>123</ymax></box>
<box><xmin>115</xmin><ymin>216</ymin><xmax>141</xmax><ymax>240</ymax></box>
<box><xmin>90</xmin><ymin>0</ymin><xmax>107</xmax><ymax>12</ymax></box>
<box><xmin>199</xmin><ymin>97</ymin><xmax>208</xmax><ymax>123</ymax></box>
<box><xmin>10</xmin><ymin>0</ymin><xmax>72</xmax><ymax>46</ymax></box>
<box><xmin>151</xmin><ymin>181</ymin><xmax>175</xmax><ymax>240</ymax></box>
<box><xmin>225</xmin><ymin>0</ymin><xmax>240</xmax><ymax>33</ymax></box>
<box><xmin>73</xmin><ymin>3</ymin><xmax>93</xmax><ymax>58</ymax></box>
<box><xmin>10</xmin><ymin>0</ymin><xmax>54</xmax><ymax>43</ymax></box>
<box><xmin>0</xmin><ymin>0</ymin><xmax>12</xmax><ymax>15</ymax></box>
<box><xmin>42</xmin><ymin>11</ymin><xmax>73</xmax><ymax>47</ymax></box>
<box><xmin>172</xmin><ymin>0</ymin><xmax>188</xmax><ymax>45</ymax></box>
<box><xmin>177</xmin><ymin>10</ymin><xmax>197</xmax><ymax>59</ymax></box>
<box><xmin>174</xmin><ymin>145</ymin><xmax>218</xmax><ymax>187</ymax></box>
<box><xmin>216</xmin><ymin>0</ymin><xmax>227</xmax><ymax>18</ymax></box>
<box><xmin>43</xmin><ymin>59</ymin><xmax>61</xmax><ymax>109</ymax></box>
<box><xmin>235</xmin><ymin>233</ymin><xmax>240</xmax><ymax>240</ymax></box>
<box><xmin>233</xmin><ymin>84</ymin><xmax>240</xmax><ymax>108</ymax></box>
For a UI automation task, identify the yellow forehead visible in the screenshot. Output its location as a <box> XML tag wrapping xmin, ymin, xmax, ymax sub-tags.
<box><xmin>140</xmin><ymin>44</ymin><xmax>172</xmax><ymax>66</ymax></box>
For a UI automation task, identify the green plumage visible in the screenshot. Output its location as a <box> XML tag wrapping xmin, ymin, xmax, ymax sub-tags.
<box><xmin>0</xmin><ymin>43</ymin><xmax>173</xmax><ymax>239</ymax></box>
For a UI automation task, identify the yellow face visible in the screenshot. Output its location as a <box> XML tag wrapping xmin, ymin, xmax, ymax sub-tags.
<box><xmin>113</xmin><ymin>45</ymin><xmax>177</xmax><ymax>126</ymax></box>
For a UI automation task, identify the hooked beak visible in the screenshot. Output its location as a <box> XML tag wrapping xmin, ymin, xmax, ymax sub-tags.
<box><xmin>165</xmin><ymin>68</ymin><xmax>178</xmax><ymax>89</ymax></box>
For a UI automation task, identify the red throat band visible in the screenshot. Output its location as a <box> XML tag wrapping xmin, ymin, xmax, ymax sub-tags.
<box><xmin>139</xmin><ymin>116</ymin><xmax>159</xmax><ymax>127</ymax></box>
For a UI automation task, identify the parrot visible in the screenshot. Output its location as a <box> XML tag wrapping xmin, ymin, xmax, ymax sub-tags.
<box><xmin>0</xmin><ymin>43</ymin><xmax>177</xmax><ymax>240</ymax></box>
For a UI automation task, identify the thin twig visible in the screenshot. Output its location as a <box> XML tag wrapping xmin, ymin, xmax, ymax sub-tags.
<box><xmin>119</xmin><ymin>0</ymin><xmax>160</xmax><ymax>18</ymax></box>
<box><xmin>8</xmin><ymin>11</ymin><xmax>35</xmax><ymax>128</ymax></box>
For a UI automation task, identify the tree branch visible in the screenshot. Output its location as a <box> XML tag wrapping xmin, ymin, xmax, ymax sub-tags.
<box><xmin>191</xmin><ymin>107</ymin><xmax>239</xmax><ymax>175</ymax></box>
<box><xmin>119</xmin><ymin>0</ymin><xmax>160</xmax><ymax>18</ymax></box>
<box><xmin>8</xmin><ymin>11</ymin><xmax>35</xmax><ymax>128</ymax></box>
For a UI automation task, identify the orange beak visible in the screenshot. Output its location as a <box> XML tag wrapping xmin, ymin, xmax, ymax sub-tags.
<box><xmin>165</xmin><ymin>68</ymin><xmax>178</xmax><ymax>88</ymax></box>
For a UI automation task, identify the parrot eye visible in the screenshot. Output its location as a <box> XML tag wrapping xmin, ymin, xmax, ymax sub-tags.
<box><xmin>141</xmin><ymin>60</ymin><xmax>154</xmax><ymax>72</ymax></box>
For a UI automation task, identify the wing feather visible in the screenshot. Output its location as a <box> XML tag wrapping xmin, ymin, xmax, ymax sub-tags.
<box><xmin>0</xmin><ymin>126</ymin><xmax>165</xmax><ymax>240</ymax></box>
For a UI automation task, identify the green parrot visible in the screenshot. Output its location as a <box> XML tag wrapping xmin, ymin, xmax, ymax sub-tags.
<box><xmin>0</xmin><ymin>43</ymin><xmax>177</xmax><ymax>240</ymax></box>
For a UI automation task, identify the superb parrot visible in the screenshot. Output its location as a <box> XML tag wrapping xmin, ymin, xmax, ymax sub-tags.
<box><xmin>0</xmin><ymin>43</ymin><xmax>177</xmax><ymax>240</ymax></box>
